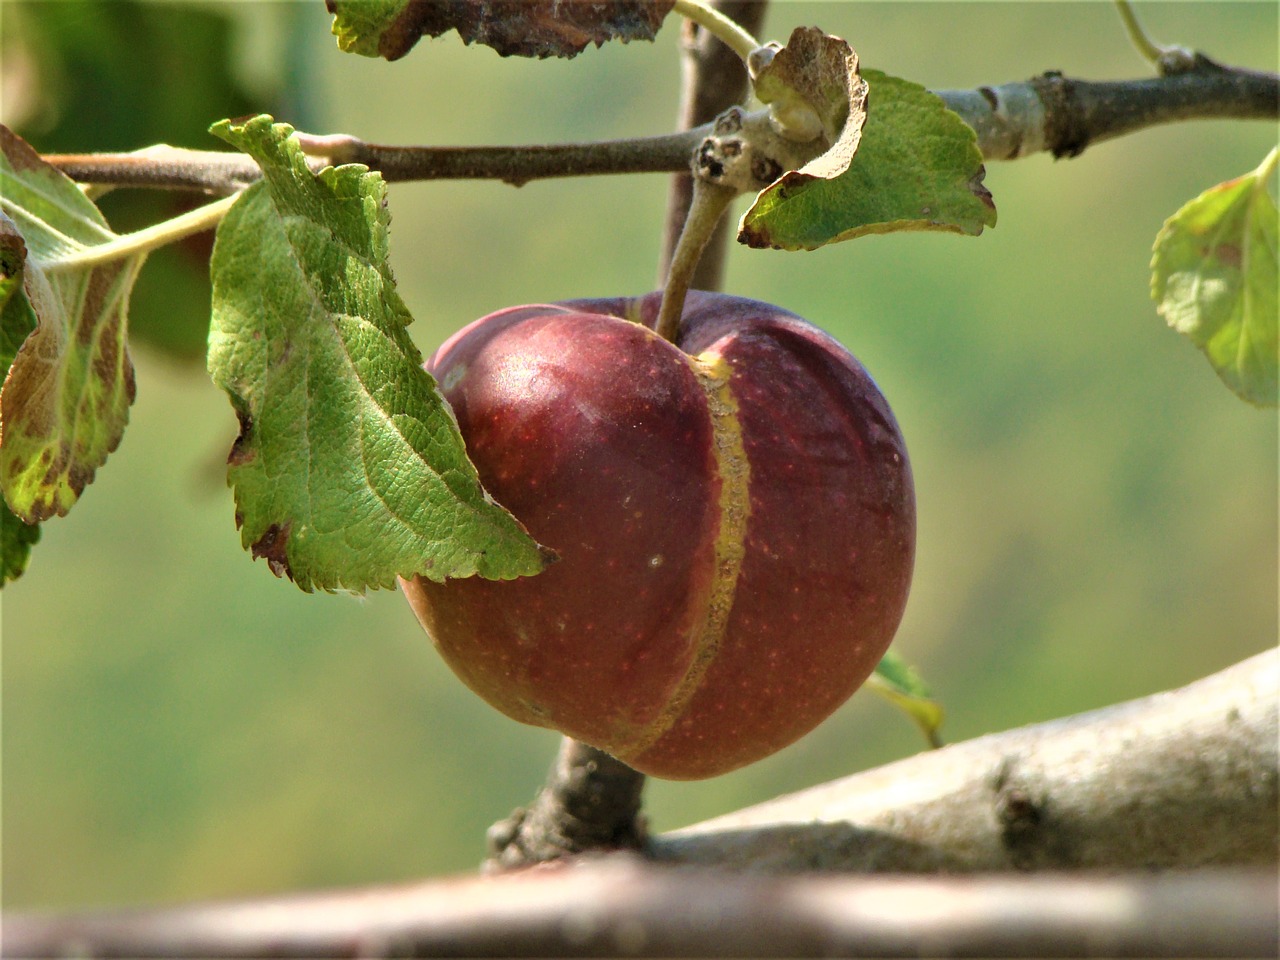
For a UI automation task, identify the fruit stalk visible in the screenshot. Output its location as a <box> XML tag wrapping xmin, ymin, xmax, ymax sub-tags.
<box><xmin>654</xmin><ymin>179</ymin><xmax>739</xmax><ymax>342</ymax></box>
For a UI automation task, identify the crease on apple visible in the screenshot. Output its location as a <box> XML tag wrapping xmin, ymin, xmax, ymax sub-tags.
<box><xmin>615</xmin><ymin>348</ymin><xmax>752</xmax><ymax>761</ymax></box>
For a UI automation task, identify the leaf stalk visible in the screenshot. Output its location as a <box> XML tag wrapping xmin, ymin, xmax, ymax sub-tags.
<box><xmin>1113</xmin><ymin>0</ymin><xmax>1196</xmax><ymax>74</ymax></box>
<box><xmin>46</xmin><ymin>193</ymin><xmax>237</xmax><ymax>273</ymax></box>
<box><xmin>671</xmin><ymin>0</ymin><xmax>762</xmax><ymax>67</ymax></box>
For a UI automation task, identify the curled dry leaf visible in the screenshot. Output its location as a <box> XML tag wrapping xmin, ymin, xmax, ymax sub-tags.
<box><xmin>751</xmin><ymin>27</ymin><xmax>869</xmax><ymax>182</ymax></box>
<box><xmin>329</xmin><ymin>0</ymin><xmax>675</xmax><ymax>61</ymax></box>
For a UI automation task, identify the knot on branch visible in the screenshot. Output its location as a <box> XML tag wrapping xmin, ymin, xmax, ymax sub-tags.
<box><xmin>694</xmin><ymin>107</ymin><xmax>818</xmax><ymax>194</ymax></box>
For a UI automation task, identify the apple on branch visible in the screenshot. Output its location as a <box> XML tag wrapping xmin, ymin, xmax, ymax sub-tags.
<box><xmin>401</xmin><ymin>292</ymin><xmax>915</xmax><ymax>779</ymax></box>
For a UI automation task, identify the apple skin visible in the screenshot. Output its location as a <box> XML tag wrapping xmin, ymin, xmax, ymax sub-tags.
<box><xmin>400</xmin><ymin>291</ymin><xmax>915</xmax><ymax>780</ymax></box>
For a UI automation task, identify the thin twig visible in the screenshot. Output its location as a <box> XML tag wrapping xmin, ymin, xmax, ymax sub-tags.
<box><xmin>42</xmin><ymin>131</ymin><xmax>708</xmax><ymax>196</ymax></box>
<box><xmin>39</xmin><ymin>62</ymin><xmax>1278</xmax><ymax>196</ymax></box>
<box><xmin>947</xmin><ymin>65</ymin><xmax>1280</xmax><ymax>160</ymax></box>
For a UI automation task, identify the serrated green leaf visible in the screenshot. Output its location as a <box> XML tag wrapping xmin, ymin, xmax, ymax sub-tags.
<box><xmin>866</xmin><ymin>649</ymin><xmax>945</xmax><ymax>748</ymax></box>
<box><xmin>1151</xmin><ymin>150</ymin><xmax>1278</xmax><ymax>407</ymax></box>
<box><xmin>0</xmin><ymin>126</ymin><xmax>140</xmax><ymax>523</ymax></box>
<box><xmin>207</xmin><ymin>115</ymin><xmax>553</xmax><ymax>593</ymax></box>
<box><xmin>740</xmin><ymin>70</ymin><xmax>997</xmax><ymax>250</ymax></box>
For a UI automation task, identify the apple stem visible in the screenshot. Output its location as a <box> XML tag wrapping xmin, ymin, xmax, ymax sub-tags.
<box><xmin>654</xmin><ymin>179</ymin><xmax>739</xmax><ymax>343</ymax></box>
<box><xmin>43</xmin><ymin>193</ymin><xmax>238</xmax><ymax>273</ymax></box>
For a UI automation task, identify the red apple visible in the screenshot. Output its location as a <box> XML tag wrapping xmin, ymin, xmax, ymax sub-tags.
<box><xmin>401</xmin><ymin>291</ymin><xmax>915</xmax><ymax>779</ymax></box>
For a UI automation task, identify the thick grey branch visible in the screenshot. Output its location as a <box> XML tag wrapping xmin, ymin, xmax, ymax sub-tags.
<box><xmin>652</xmin><ymin>649</ymin><xmax>1279</xmax><ymax>872</ymax></box>
<box><xmin>40</xmin><ymin>61</ymin><xmax>1278</xmax><ymax>194</ymax></box>
<box><xmin>5</xmin><ymin>861</ymin><xmax>1275</xmax><ymax>958</ymax></box>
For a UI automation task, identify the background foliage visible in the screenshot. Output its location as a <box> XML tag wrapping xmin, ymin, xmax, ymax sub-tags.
<box><xmin>3</xmin><ymin>1</ymin><xmax>1276</xmax><ymax>909</ymax></box>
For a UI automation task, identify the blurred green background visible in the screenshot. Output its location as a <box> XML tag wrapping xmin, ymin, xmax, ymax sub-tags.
<box><xmin>3</xmin><ymin>2</ymin><xmax>1276</xmax><ymax>909</ymax></box>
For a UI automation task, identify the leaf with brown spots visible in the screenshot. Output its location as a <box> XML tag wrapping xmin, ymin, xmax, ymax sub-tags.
<box><xmin>0</xmin><ymin>126</ymin><xmax>141</xmax><ymax>524</ymax></box>
<box><xmin>328</xmin><ymin>0</ymin><xmax>674</xmax><ymax>61</ymax></box>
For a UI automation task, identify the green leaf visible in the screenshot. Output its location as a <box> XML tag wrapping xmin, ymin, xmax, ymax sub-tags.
<box><xmin>739</xmin><ymin>70</ymin><xmax>997</xmax><ymax>250</ymax></box>
<box><xmin>0</xmin><ymin>125</ymin><xmax>140</xmax><ymax>523</ymax></box>
<box><xmin>329</xmin><ymin>0</ymin><xmax>674</xmax><ymax>61</ymax></box>
<box><xmin>866</xmin><ymin>649</ymin><xmax>945</xmax><ymax>749</ymax></box>
<box><xmin>207</xmin><ymin>115</ymin><xmax>553</xmax><ymax>593</ymax></box>
<box><xmin>0</xmin><ymin>238</ymin><xmax>40</xmax><ymax>584</ymax></box>
<box><xmin>1151</xmin><ymin>149</ymin><xmax>1278</xmax><ymax>407</ymax></box>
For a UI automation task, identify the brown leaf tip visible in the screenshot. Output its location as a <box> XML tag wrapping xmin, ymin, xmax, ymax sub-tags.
<box><xmin>251</xmin><ymin>521</ymin><xmax>294</xmax><ymax>580</ymax></box>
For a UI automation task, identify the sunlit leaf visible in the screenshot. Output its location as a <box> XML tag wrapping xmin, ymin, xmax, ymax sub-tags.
<box><xmin>1151</xmin><ymin>151</ymin><xmax>1278</xmax><ymax>407</ymax></box>
<box><xmin>866</xmin><ymin>649</ymin><xmax>944</xmax><ymax>748</ymax></box>
<box><xmin>740</xmin><ymin>70</ymin><xmax>996</xmax><ymax>250</ymax></box>
<box><xmin>0</xmin><ymin>126</ymin><xmax>140</xmax><ymax>524</ymax></box>
<box><xmin>208</xmin><ymin>115</ymin><xmax>554</xmax><ymax>593</ymax></box>
<box><xmin>328</xmin><ymin>0</ymin><xmax>674</xmax><ymax>61</ymax></box>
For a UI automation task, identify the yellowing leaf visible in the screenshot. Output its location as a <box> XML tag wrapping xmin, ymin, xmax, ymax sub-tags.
<box><xmin>867</xmin><ymin>649</ymin><xmax>944</xmax><ymax>749</ymax></box>
<box><xmin>751</xmin><ymin>27</ymin><xmax>869</xmax><ymax>180</ymax></box>
<box><xmin>1151</xmin><ymin>149</ymin><xmax>1278</xmax><ymax>407</ymax></box>
<box><xmin>0</xmin><ymin>126</ymin><xmax>140</xmax><ymax>523</ymax></box>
